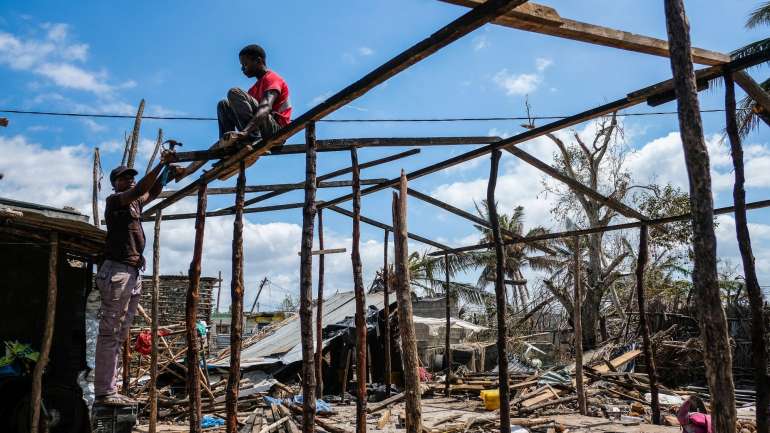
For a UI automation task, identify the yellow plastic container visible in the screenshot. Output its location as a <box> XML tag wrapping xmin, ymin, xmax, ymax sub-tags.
<box><xmin>479</xmin><ymin>389</ymin><xmax>500</xmax><ymax>410</ymax></box>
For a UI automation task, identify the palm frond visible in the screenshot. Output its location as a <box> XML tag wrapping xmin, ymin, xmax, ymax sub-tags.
<box><xmin>746</xmin><ymin>2</ymin><xmax>770</xmax><ymax>28</ymax></box>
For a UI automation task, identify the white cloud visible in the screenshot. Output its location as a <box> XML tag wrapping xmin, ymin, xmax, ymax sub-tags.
<box><xmin>472</xmin><ymin>35</ymin><xmax>488</xmax><ymax>51</ymax></box>
<box><xmin>82</xmin><ymin>118</ymin><xmax>107</xmax><ymax>132</ymax></box>
<box><xmin>493</xmin><ymin>70</ymin><xmax>541</xmax><ymax>95</ymax></box>
<box><xmin>0</xmin><ymin>22</ymin><xmax>129</xmax><ymax>94</ymax></box>
<box><xmin>535</xmin><ymin>57</ymin><xmax>553</xmax><ymax>72</ymax></box>
<box><xmin>358</xmin><ymin>46</ymin><xmax>374</xmax><ymax>56</ymax></box>
<box><xmin>309</xmin><ymin>91</ymin><xmax>333</xmax><ymax>106</ymax></box>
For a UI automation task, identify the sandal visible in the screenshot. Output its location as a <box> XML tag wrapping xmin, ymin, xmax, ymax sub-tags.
<box><xmin>95</xmin><ymin>393</ymin><xmax>137</xmax><ymax>406</ymax></box>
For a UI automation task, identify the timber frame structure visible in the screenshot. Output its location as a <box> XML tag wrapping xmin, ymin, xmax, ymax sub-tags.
<box><xmin>126</xmin><ymin>1</ymin><xmax>770</xmax><ymax>433</ymax></box>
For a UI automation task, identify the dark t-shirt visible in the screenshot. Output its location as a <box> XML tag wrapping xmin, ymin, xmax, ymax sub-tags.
<box><xmin>104</xmin><ymin>194</ymin><xmax>146</xmax><ymax>268</ymax></box>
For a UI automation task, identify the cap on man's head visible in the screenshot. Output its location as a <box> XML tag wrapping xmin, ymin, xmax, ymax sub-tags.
<box><xmin>110</xmin><ymin>166</ymin><xmax>138</xmax><ymax>185</ymax></box>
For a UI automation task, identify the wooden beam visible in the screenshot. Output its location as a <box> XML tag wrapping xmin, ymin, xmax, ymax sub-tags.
<box><xmin>439</xmin><ymin>0</ymin><xmax>729</xmax><ymax>65</ymax></box>
<box><xmin>734</xmin><ymin>71</ymin><xmax>770</xmax><ymax>128</ymax></box>
<box><xmin>29</xmin><ymin>232</ymin><xmax>58</xmax><ymax>433</ymax></box>
<box><xmin>299</xmin><ymin>123</ymin><xmax>318</xmax><ymax>433</ymax></box>
<box><xmin>382</xmin><ymin>230</ymin><xmax>392</xmax><ymax>398</ymax></box>
<box><xmin>92</xmin><ymin>147</ymin><xmax>100</xmax><ymax>228</ymax></box>
<box><xmin>487</xmin><ymin>151</ymin><xmax>511</xmax><ymax>433</ymax></box>
<box><xmin>297</xmin><ymin>248</ymin><xmax>346</xmax><ymax>256</ymax></box>
<box><xmin>226</xmin><ymin>163</ymin><xmax>246</xmax><ymax>433</ymax></box>
<box><xmin>573</xmin><ymin>235</ymin><xmax>586</xmax><ymax>416</ymax></box>
<box><xmin>404</xmin><ymin>186</ymin><xmax>556</xmax><ymax>254</ymax></box>
<box><xmin>186</xmin><ymin>184</ymin><xmax>206</xmax><ymax>433</ymax></box>
<box><xmin>146</xmin><ymin>129</ymin><xmax>163</xmax><ymax>175</ymax></box>
<box><xmin>126</xmin><ymin>99</ymin><xmax>145</xmax><ymax>169</ymax></box>
<box><xmin>157</xmin><ymin>179</ymin><xmax>389</xmax><ymax>198</ymax></box>
<box><xmin>144</xmin><ymin>0</ymin><xmax>530</xmax><ymax>212</ymax></box>
<box><xmin>148</xmin><ymin>211</ymin><xmax>161</xmax><ymax>433</ymax></box>
<box><xmin>144</xmin><ymin>202</ymin><xmax>305</xmax><ymax>222</ymax></box>
<box><xmin>315</xmin><ymin>209</ymin><xmax>325</xmax><ymax>399</ymax></box>
<box><xmin>225</xmin><ymin>149</ymin><xmax>420</xmax><ymax>213</ymax></box>
<box><xmin>443</xmin><ymin>253</ymin><xmax>451</xmax><ymax>398</ymax></box>
<box><xmin>664</xmin><ymin>2</ymin><xmax>737</xmax><ymax>432</ymax></box>
<box><xmin>351</xmin><ymin>147</ymin><xmax>368</xmax><ymax>433</ymax></box>
<box><xmin>327</xmin><ymin>205</ymin><xmax>450</xmax><ymax>251</ymax></box>
<box><xmin>725</xmin><ymin>74</ymin><xmax>770</xmax><ymax>433</ymax></box>
<box><xmin>506</xmin><ymin>146</ymin><xmax>648</xmax><ymax>220</ymax></box>
<box><xmin>392</xmin><ymin>172</ymin><xmax>422</xmax><ymax>433</ymax></box>
<box><xmin>429</xmin><ymin>198</ymin><xmax>770</xmax><ymax>256</ymax></box>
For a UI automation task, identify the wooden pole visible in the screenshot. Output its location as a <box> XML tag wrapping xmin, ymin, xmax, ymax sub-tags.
<box><xmin>186</xmin><ymin>184</ymin><xmax>206</xmax><ymax>433</ymax></box>
<box><xmin>92</xmin><ymin>147</ymin><xmax>100</xmax><ymax>228</ymax></box>
<box><xmin>486</xmin><ymin>150</ymin><xmax>511</xmax><ymax>433</ymax></box>
<box><xmin>392</xmin><ymin>171</ymin><xmax>422</xmax><ymax>433</ymax></box>
<box><xmin>126</xmin><ymin>99</ymin><xmax>145</xmax><ymax>169</ymax></box>
<box><xmin>149</xmin><ymin>211</ymin><xmax>162</xmax><ymax>433</ymax></box>
<box><xmin>146</xmin><ymin>128</ymin><xmax>163</xmax><ymax>174</ymax></box>
<box><xmin>29</xmin><ymin>231</ymin><xmax>58</xmax><ymax>433</ymax></box>
<box><xmin>315</xmin><ymin>209</ymin><xmax>325</xmax><ymax>398</ymax></box>
<box><xmin>635</xmin><ymin>225</ymin><xmax>660</xmax><ymax>424</ymax></box>
<box><xmin>573</xmin><ymin>235</ymin><xmax>586</xmax><ymax>416</ymax></box>
<box><xmin>444</xmin><ymin>253</ymin><xmax>451</xmax><ymax>398</ymax></box>
<box><xmin>215</xmin><ymin>271</ymin><xmax>222</xmax><ymax>314</ymax></box>
<box><xmin>122</xmin><ymin>337</ymin><xmax>130</xmax><ymax>395</ymax></box>
<box><xmin>663</xmin><ymin>2</ymin><xmax>737</xmax><ymax>432</ymax></box>
<box><xmin>382</xmin><ymin>230</ymin><xmax>392</xmax><ymax>398</ymax></box>
<box><xmin>351</xmin><ymin>147</ymin><xmax>367</xmax><ymax>433</ymax></box>
<box><xmin>226</xmin><ymin>162</ymin><xmax>246</xmax><ymax>433</ymax></box>
<box><xmin>725</xmin><ymin>73</ymin><xmax>770</xmax><ymax>433</ymax></box>
<box><xmin>299</xmin><ymin>123</ymin><xmax>318</xmax><ymax>433</ymax></box>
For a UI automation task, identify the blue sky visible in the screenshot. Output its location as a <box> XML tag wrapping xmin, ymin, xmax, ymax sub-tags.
<box><xmin>1</xmin><ymin>0</ymin><xmax>769</xmax><ymax>309</ymax></box>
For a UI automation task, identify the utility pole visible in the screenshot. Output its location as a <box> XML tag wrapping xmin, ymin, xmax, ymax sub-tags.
<box><xmin>249</xmin><ymin>277</ymin><xmax>269</xmax><ymax>314</ymax></box>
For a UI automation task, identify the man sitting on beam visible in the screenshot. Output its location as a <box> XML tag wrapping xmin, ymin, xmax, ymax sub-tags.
<box><xmin>176</xmin><ymin>43</ymin><xmax>292</xmax><ymax>180</ymax></box>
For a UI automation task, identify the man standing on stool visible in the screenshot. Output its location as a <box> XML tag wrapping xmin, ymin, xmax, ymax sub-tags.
<box><xmin>94</xmin><ymin>155</ymin><xmax>176</xmax><ymax>406</ymax></box>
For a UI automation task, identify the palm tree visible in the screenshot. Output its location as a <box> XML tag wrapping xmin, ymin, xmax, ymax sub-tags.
<box><xmin>472</xmin><ymin>201</ymin><xmax>557</xmax><ymax>311</ymax></box>
<box><xmin>732</xmin><ymin>2</ymin><xmax>770</xmax><ymax>136</ymax></box>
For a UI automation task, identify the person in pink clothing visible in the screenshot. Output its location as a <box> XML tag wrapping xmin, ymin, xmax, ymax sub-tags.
<box><xmin>677</xmin><ymin>395</ymin><xmax>712</xmax><ymax>433</ymax></box>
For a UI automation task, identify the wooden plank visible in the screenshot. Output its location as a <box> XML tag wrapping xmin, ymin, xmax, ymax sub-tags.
<box><xmin>157</xmin><ymin>179</ymin><xmax>389</xmax><ymax>198</ymax></box>
<box><xmin>734</xmin><ymin>71</ymin><xmax>770</xmax><ymax>127</ymax></box>
<box><xmin>328</xmin><ymin>205</ymin><xmax>450</xmax><ymax>251</ymax></box>
<box><xmin>439</xmin><ymin>0</ymin><xmax>729</xmax><ymax>65</ymax></box>
<box><xmin>299</xmin><ymin>123</ymin><xmax>318</xmax><ymax>433</ymax></box>
<box><xmin>593</xmin><ymin>349</ymin><xmax>642</xmax><ymax>373</ymax></box>
<box><xmin>144</xmin><ymin>0</ymin><xmax>529</xmax><ymax>212</ymax></box>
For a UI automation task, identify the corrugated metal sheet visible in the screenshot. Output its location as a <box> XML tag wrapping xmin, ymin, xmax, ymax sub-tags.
<box><xmin>211</xmin><ymin>291</ymin><xmax>385</xmax><ymax>368</ymax></box>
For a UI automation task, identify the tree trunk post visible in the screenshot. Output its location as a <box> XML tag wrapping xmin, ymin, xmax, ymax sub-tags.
<box><xmin>392</xmin><ymin>171</ymin><xmax>422</xmax><ymax>433</ymax></box>
<box><xmin>383</xmin><ymin>229</ymin><xmax>392</xmax><ymax>398</ymax></box>
<box><xmin>444</xmin><ymin>253</ymin><xmax>452</xmax><ymax>398</ymax></box>
<box><xmin>146</xmin><ymin>128</ymin><xmax>163</xmax><ymax>175</ymax></box>
<box><xmin>487</xmin><ymin>150</ymin><xmax>511</xmax><ymax>433</ymax></box>
<box><xmin>149</xmin><ymin>211</ymin><xmax>162</xmax><ymax>433</ymax></box>
<box><xmin>30</xmin><ymin>232</ymin><xmax>58</xmax><ymax>433</ymax></box>
<box><xmin>635</xmin><ymin>225</ymin><xmax>660</xmax><ymax>424</ymax></box>
<box><xmin>126</xmin><ymin>98</ymin><xmax>145</xmax><ymax>169</ymax></box>
<box><xmin>664</xmin><ymin>2</ymin><xmax>737</xmax><ymax>432</ymax></box>
<box><xmin>315</xmin><ymin>208</ymin><xmax>325</xmax><ymax>399</ymax></box>
<box><xmin>92</xmin><ymin>147</ymin><xmax>100</xmax><ymax>228</ymax></box>
<box><xmin>573</xmin><ymin>235</ymin><xmax>586</xmax><ymax>416</ymax></box>
<box><xmin>726</xmin><ymin>73</ymin><xmax>770</xmax><ymax>433</ymax></box>
<box><xmin>299</xmin><ymin>123</ymin><xmax>318</xmax><ymax>433</ymax></box>
<box><xmin>226</xmin><ymin>162</ymin><xmax>246</xmax><ymax>433</ymax></box>
<box><xmin>351</xmin><ymin>147</ymin><xmax>367</xmax><ymax>433</ymax></box>
<box><xmin>215</xmin><ymin>271</ymin><xmax>222</xmax><ymax>314</ymax></box>
<box><xmin>187</xmin><ymin>184</ymin><xmax>206</xmax><ymax>433</ymax></box>
<box><xmin>122</xmin><ymin>339</ymin><xmax>130</xmax><ymax>395</ymax></box>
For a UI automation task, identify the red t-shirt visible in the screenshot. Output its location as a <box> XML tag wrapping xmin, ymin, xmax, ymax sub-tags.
<box><xmin>248</xmin><ymin>70</ymin><xmax>292</xmax><ymax>127</ymax></box>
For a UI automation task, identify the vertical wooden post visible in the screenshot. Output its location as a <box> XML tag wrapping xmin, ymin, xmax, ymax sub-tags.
<box><xmin>215</xmin><ymin>271</ymin><xmax>222</xmax><ymax>314</ymax></box>
<box><xmin>122</xmin><ymin>339</ymin><xmax>130</xmax><ymax>394</ymax></box>
<box><xmin>146</xmin><ymin>128</ymin><xmax>163</xmax><ymax>174</ymax></box>
<box><xmin>444</xmin><ymin>253</ymin><xmax>451</xmax><ymax>398</ymax></box>
<box><xmin>725</xmin><ymin>73</ymin><xmax>770</xmax><ymax>433</ymax></box>
<box><xmin>149</xmin><ymin>211</ymin><xmax>162</xmax><ymax>433</ymax></box>
<box><xmin>573</xmin><ymin>236</ymin><xmax>586</xmax><ymax>416</ymax></box>
<box><xmin>392</xmin><ymin>171</ymin><xmax>422</xmax><ymax>433</ymax></box>
<box><xmin>486</xmin><ymin>150</ymin><xmax>510</xmax><ymax>433</ymax></box>
<box><xmin>92</xmin><ymin>147</ymin><xmax>100</xmax><ymax>228</ymax></box>
<box><xmin>664</xmin><ymin>2</ymin><xmax>737</xmax><ymax>432</ymax></box>
<box><xmin>351</xmin><ymin>148</ymin><xmax>367</xmax><ymax>433</ymax></box>
<box><xmin>299</xmin><ymin>123</ymin><xmax>318</xmax><ymax>433</ymax></box>
<box><xmin>226</xmin><ymin>162</ymin><xmax>246</xmax><ymax>433</ymax></box>
<box><xmin>382</xmin><ymin>229</ymin><xmax>392</xmax><ymax>398</ymax></box>
<box><xmin>635</xmin><ymin>225</ymin><xmax>660</xmax><ymax>424</ymax></box>
<box><xmin>341</xmin><ymin>348</ymin><xmax>352</xmax><ymax>399</ymax></box>
<box><xmin>315</xmin><ymin>208</ymin><xmax>325</xmax><ymax>398</ymax></box>
<box><xmin>125</xmin><ymin>98</ymin><xmax>145</xmax><ymax>169</ymax></box>
<box><xmin>30</xmin><ymin>232</ymin><xmax>58</xmax><ymax>433</ymax></box>
<box><xmin>187</xmin><ymin>184</ymin><xmax>206</xmax><ymax>433</ymax></box>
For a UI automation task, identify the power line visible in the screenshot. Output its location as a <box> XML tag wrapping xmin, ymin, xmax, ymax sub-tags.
<box><xmin>0</xmin><ymin>107</ymin><xmax>744</xmax><ymax>123</ymax></box>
